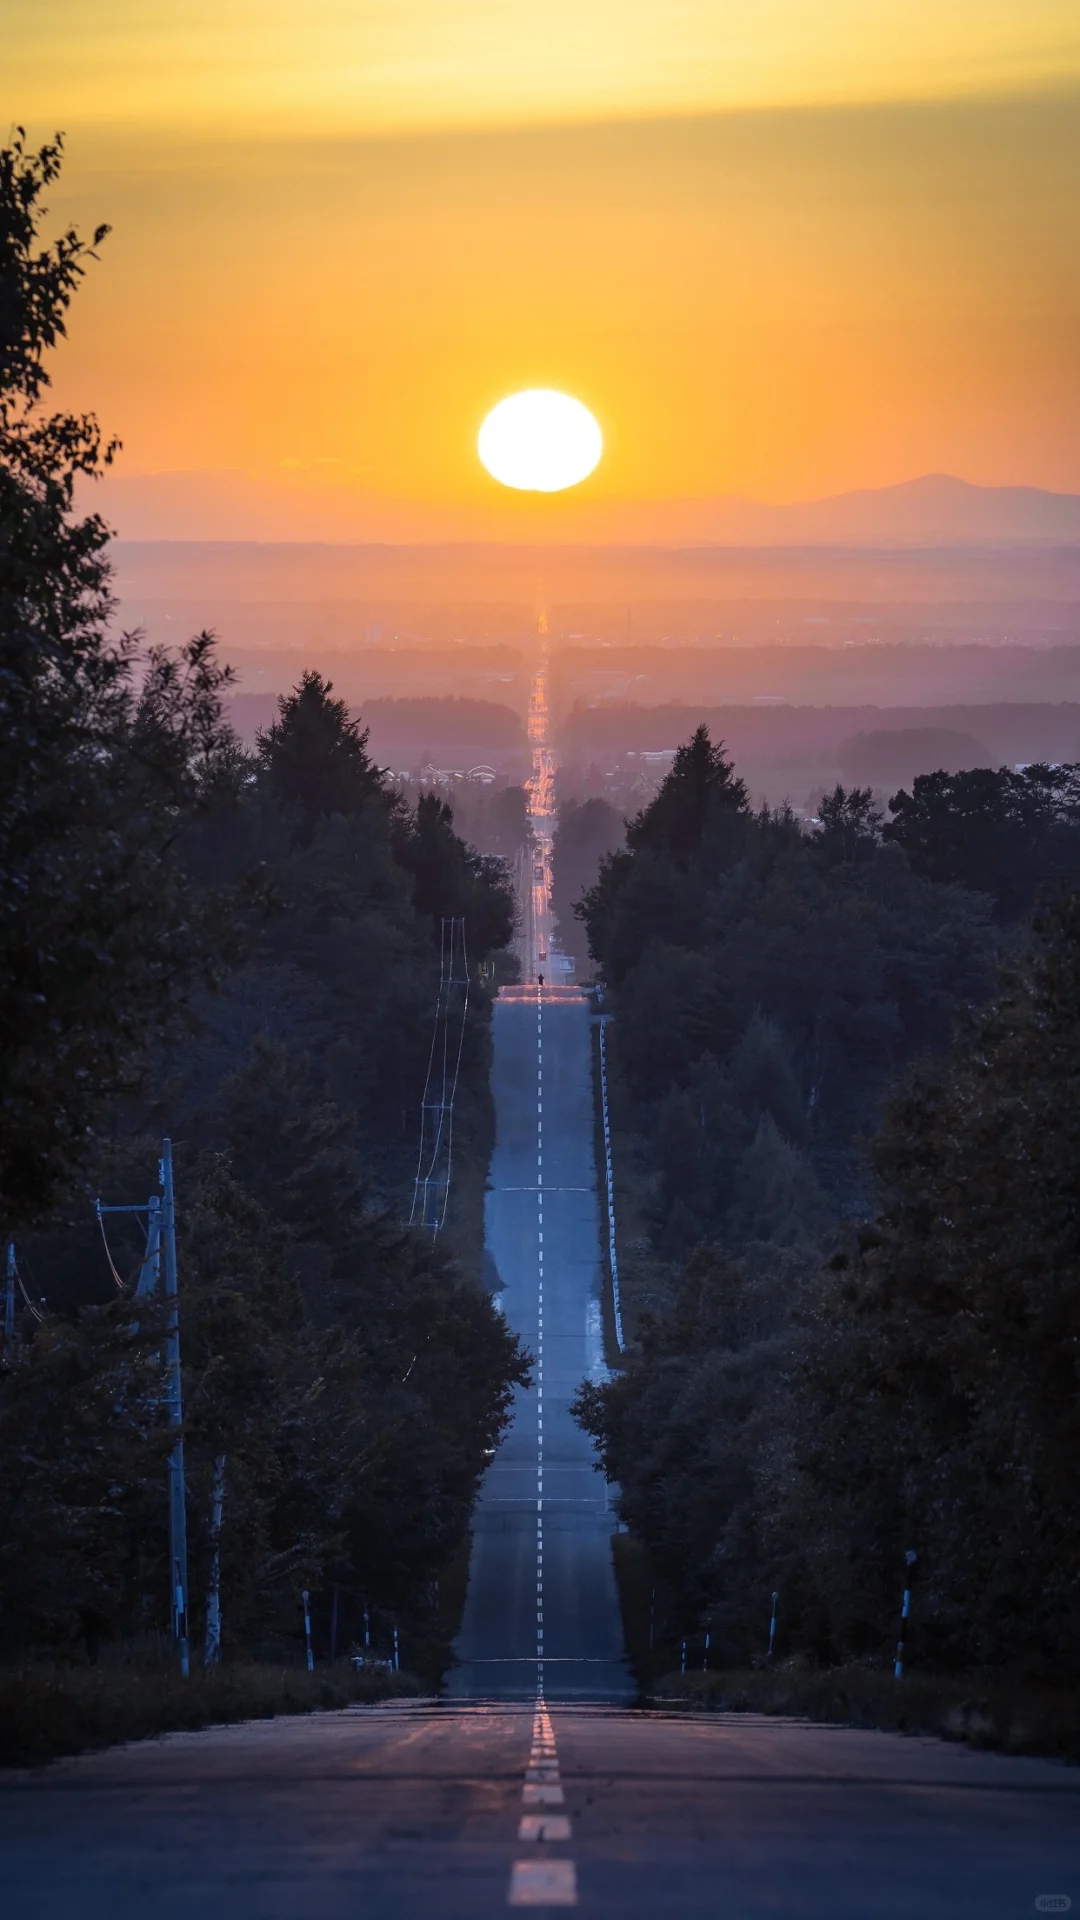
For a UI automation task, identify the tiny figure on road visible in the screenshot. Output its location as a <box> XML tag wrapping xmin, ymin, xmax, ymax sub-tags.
<box><xmin>538</xmin><ymin>972</ymin><xmax>545</xmax><ymax>987</ymax></box>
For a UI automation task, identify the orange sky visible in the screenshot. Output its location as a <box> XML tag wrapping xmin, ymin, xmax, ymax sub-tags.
<box><xmin>9</xmin><ymin>5</ymin><xmax>1080</xmax><ymax>539</ymax></box>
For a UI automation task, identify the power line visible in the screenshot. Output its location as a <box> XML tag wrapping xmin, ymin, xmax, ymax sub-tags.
<box><xmin>409</xmin><ymin>916</ymin><xmax>470</xmax><ymax>1237</ymax></box>
<box><xmin>97</xmin><ymin>1145</ymin><xmax>189</xmax><ymax>1677</ymax></box>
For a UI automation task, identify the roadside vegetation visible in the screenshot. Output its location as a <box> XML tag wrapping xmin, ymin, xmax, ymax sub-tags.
<box><xmin>567</xmin><ymin>725</ymin><xmax>1080</xmax><ymax>1750</ymax></box>
<box><xmin>0</xmin><ymin>1659</ymin><xmax>420</xmax><ymax>1769</ymax></box>
<box><xmin>0</xmin><ymin>133</ymin><xmax>528</xmax><ymax>1762</ymax></box>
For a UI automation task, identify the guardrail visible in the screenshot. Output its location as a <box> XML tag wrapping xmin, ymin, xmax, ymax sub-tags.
<box><xmin>597</xmin><ymin>1017</ymin><xmax>625</xmax><ymax>1353</ymax></box>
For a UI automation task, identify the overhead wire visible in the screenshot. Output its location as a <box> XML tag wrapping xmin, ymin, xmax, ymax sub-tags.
<box><xmin>409</xmin><ymin>918</ymin><xmax>451</xmax><ymax>1228</ymax></box>
<box><xmin>409</xmin><ymin>915</ymin><xmax>470</xmax><ymax>1236</ymax></box>
<box><xmin>96</xmin><ymin>1201</ymin><xmax>128</xmax><ymax>1291</ymax></box>
<box><xmin>12</xmin><ymin>1249</ymin><xmax>44</xmax><ymax>1323</ymax></box>
<box><xmin>437</xmin><ymin>919</ymin><xmax>471</xmax><ymax>1231</ymax></box>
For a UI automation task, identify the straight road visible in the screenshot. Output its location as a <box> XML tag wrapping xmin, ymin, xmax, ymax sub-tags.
<box><xmin>8</xmin><ymin>644</ymin><xmax>1075</xmax><ymax>1917</ymax></box>
<box><xmin>447</xmin><ymin>983</ymin><xmax>632</xmax><ymax>1702</ymax></box>
<box><xmin>4</xmin><ymin>1700</ymin><xmax>1078</xmax><ymax>1917</ymax></box>
<box><xmin>448</xmin><ymin>633</ymin><xmax>630</xmax><ymax>1700</ymax></box>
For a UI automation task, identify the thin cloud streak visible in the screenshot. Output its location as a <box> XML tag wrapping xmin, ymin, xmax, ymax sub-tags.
<box><xmin>9</xmin><ymin>1</ymin><xmax>1080</xmax><ymax>136</ymax></box>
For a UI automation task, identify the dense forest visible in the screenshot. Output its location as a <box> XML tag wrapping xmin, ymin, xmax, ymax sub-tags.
<box><xmin>572</xmin><ymin>725</ymin><xmax>1080</xmax><ymax>1682</ymax></box>
<box><xmin>0</xmin><ymin>134</ymin><xmax>527</xmax><ymax>1675</ymax></box>
<box><xmin>550</xmin><ymin>797</ymin><xmax>625</xmax><ymax>973</ymax></box>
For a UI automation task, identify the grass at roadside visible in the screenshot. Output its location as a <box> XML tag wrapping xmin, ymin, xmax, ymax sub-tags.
<box><xmin>0</xmin><ymin>1660</ymin><xmax>420</xmax><ymax>1769</ymax></box>
<box><xmin>649</xmin><ymin>1667</ymin><xmax>1080</xmax><ymax>1764</ymax></box>
<box><xmin>613</xmin><ymin>1531</ymin><xmax>1080</xmax><ymax>1764</ymax></box>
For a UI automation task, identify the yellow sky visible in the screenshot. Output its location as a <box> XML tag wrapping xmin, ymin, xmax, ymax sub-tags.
<box><xmin>9</xmin><ymin>5</ymin><xmax>1080</xmax><ymax>535</ymax></box>
<box><xmin>11</xmin><ymin>2</ymin><xmax>1080</xmax><ymax>133</ymax></box>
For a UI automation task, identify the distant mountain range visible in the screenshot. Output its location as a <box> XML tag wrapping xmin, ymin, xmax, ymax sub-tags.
<box><xmin>654</xmin><ymin>474</ymin><xmax>1080</xmax><ymax>547</ymax></box>
<box><xmin>94</xmin><ymin>467</ymin><xmax>1080</xmax><ymax>549</ymax></box>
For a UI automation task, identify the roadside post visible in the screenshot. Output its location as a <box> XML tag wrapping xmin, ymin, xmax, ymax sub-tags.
<box><xmin>894</xmin><ymin>1550</ymin><xmax>917</xmax><ymax>1678</ymax></box>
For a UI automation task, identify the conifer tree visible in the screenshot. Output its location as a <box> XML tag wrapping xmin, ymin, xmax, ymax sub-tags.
<box><xmin>0</xmin><ymin>133</ymin><xmax>239</xmax><ymax>1226</ymax></box>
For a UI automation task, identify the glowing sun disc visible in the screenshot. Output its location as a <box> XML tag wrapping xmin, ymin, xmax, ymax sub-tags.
<box><xmin>478</xmin><ymin>389</ymin><xmax>602</xmax><ymax>493</ymax></box>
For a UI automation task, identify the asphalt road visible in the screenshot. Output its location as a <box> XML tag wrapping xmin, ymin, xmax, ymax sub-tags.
<box><xmin>7</xmin><ymin>659</ymin><xmax>1077</xmax><ymax>1916</ymax></box>
<box><xmin>447</xmin><ymin>984</ymin><xmax>632</xmax><ymax>1703</ymax></box>
<box><xmin>5</xmin><ymin>1700</ymin><xmax>1078</xmax><ymax>1918</ymax></box>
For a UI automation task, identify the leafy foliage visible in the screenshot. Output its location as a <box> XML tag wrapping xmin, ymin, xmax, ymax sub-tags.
<box><xmin>579</xmin><ymin>735</ymin><xmax>995</xmax><ymax>1257</ymax></box>
<box><xmin>550</xmin><ymin>796</ymin><xmax>624</xmax><ymax>971</ymax></box>
<box><xmin>0</xmin><ymin>1300</ymin><xmax>170</xmax><ymax>1654</ymax></box>
<box><xmin>0</xmin><ymin>136</ymin><xmax>526</xmax><ymax>1670</ymax></box>
<box><xmin>769</xmin><ymin>896</ymin><xmax>1080</xmax><ymax>1676</ymax></box>
<box><xmin>256</xmin><ymin>670</ymin><xmax>388</xmax><ymax>843</ymax></box>
<box><xmin>578</xmin><ymin>731</ymin><xmax>1080</xmax><ymax>1682</ymax></box>
<box><xmin>0</xmin><ymin>133</ymin><xmax>243</xmax><ymax>1226</ymax></box>
<box><xmin>884</xmin><ymin>762</ymin><xmax>1080</xmax><ymax>921</ymax></box>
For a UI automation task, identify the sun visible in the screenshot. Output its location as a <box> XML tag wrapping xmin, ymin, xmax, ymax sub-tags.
<box><xmin>478</xmin><ymin>389</ymin><xmax>602</xmax><ymax>493</ymax></box>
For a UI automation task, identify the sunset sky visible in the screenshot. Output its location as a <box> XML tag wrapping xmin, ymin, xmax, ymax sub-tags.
<box><xmin>9</xmin><ymin>3</ymin><xmax>1080</xmax><ymax>540</ymax></box>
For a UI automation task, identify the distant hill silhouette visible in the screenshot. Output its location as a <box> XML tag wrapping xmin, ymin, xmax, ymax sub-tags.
<box><xmin>677</xmin><ymin>474</ymin><xmax>1080</xmax><ymax>547</ymax></box>
<box><xmin>98</xmin><ymin>469</ymin><xmax>1080</xmax><ymax>549</ymax></box>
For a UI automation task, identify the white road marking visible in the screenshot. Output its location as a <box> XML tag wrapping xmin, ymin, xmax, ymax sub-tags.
<box><xmin>521</xmin><ymin>1782</ymin><xmax>565</xmax><ymax>1806</ymax></box>
<box><xmin>518</xmin><ymin>1815</ymin><xmax>571</xmax><ymax>1843</ymax></box>
<box><xmin>508</xmin><ymin>1858</ymin><xmax>577</xmax><ymax>1906</ymax></box>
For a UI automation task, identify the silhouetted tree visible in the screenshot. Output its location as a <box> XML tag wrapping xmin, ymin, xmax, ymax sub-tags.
<box><xmin>627</xmin><ymin>724</ymin><xmax>748</xmax><ymax>864</ymax></box>
<box><xmin>0</xmin><ymin>133</ymin><xmax>241</xmax><ymax>1227</ymax></box>
<box><xmin>256</xmin><ymin>671</ymin><xmax>387</xmax><ymax>843</ymax></box>
<box><xmin>551</xmin><ymin>797</ymin><xmax>624</xmax><ymax>968</ymax></box>
<box><xmin>773</xmin><ymin>894</ymin><xmax>1080</xmax><ymax>1674</ymax></box>
<box><xmin>884</xmin><ymin>763</ymin><xmax>1080</xmax><ymax>921</ymax></box>
<box><xmin>815</xmin><ymin>783</ymin><xmax>882</xmax><ymax>865</ymax></box>
<box><xmin>396</xmin><ymin>791</ymin><xmax>515</xmax><ymax>956</ymax></box>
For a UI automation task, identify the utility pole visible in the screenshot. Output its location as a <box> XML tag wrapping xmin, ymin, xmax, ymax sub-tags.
<box><xmin>135</xmin><ymin>1197</ymin><xmax>161</xmax><ymax>1299</ymax></box>
<box><xmin>204</xmin><ymin>1454</ymin><xmax>226</xmax><ymax>1665</ymax></box>
<box><xmin>97</xmin><ymin>1156</ymin><xmax>188</xmax><ymax>1675</ymax></box>
<box><xmin>3</xmin><ymin>1241</ymin><xmax>15</xmax><ymax>1356</ymax></box>
<box><xmin>302</xmin><ymin>1591</ymin><xmax>315</xmax><ymax>1672</ymax></box>
<box><xmin>894</xmin><ymin>1550</ymin><xmax>917</xmax><ymax>1679</ymax></box>
<box><xmin>160</xmin><ymin>1140</ymin><xmax>190</xmax><ymax>1678</ymax></box>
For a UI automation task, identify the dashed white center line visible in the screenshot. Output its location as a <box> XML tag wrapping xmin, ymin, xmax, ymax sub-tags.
<box><xmin>518</xmin><ymin>1815</ymin><xmax>572</xmax><ymax>1843</ymax></box>
<box><xmin>510</xmin><ymin>1704</ymin><xmax>577</xmax><ymax>1904</ymax></box>
<box><xmin>509</xmin><ymin>979</ymin><xmax>579</xmax><ymax>1905</ymax></box>
<box><xmin>509</xmin><ymin>1861</ymin><xmax>578</xmax><ymax>1906</ymax></box>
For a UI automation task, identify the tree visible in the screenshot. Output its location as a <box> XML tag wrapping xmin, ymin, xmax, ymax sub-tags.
<box><xmin>0</xmin><ymin>133</ymin><xmax>527</xmax><ymax>1669</ymax></box>
<box><xmin>550</xmin><ymin>797</ymin><xmax>624</xmax><ymax>969</ymax></box>
<box><xmin>396</xmin><ymin>792</ymin><xmax>515</xmax><ymax>958</ymax></box>
<box><xmin>626</xmin><ymin>724</ymin><xmax>748</xmax><ymax>865</ymax></box>
<box><xmin>0</xmin><ymin>133</ymin><xmax>241</xmax><ymax>1227</ymax></box>
<box><xmin>486</xmin><ymin>783</ymin><xmax>529</xmax><ymax>858</ymax></box>
<box><xmin>815</xmin><ymin>784</ymin><xmax>882</xmax><ymax>866</ymax></box>
<box><xmin>884</xmin><ymin>763</ymin><xmax>1080</xmax><ymax>921</ymax></box>
<box><xmin>731</xmin><ymin>1012</ymin><xmax>806</xmax><ymax>1145</ymax></box>
<box><xmin>728</xmin><ymin>1116</ymin><xmax>825</xmax><ymax>1250</ymax></box>
<box><xmin>776</xmin><ymin>894</ymin><xmax>1080</xmax><ymax>1675</ymax></box>
<box><xmin>178</xmin><ymin>1154</ymin><xmax>374</xmax><ymax>1649</ymax></box>
<box><xmin>0</xmin><ymin>1298</ymin><xmax>170</xmax><ymax>1655</ymax></box>
<box><xmin>256</xmin><ymin>671</ymin><xmax>388</xmax><ymax>843</ymax></box>
<box><xmin>573</xmin><ymin>1243</ymin><xmax>792</xmax><ymax>1646</ymax></box>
